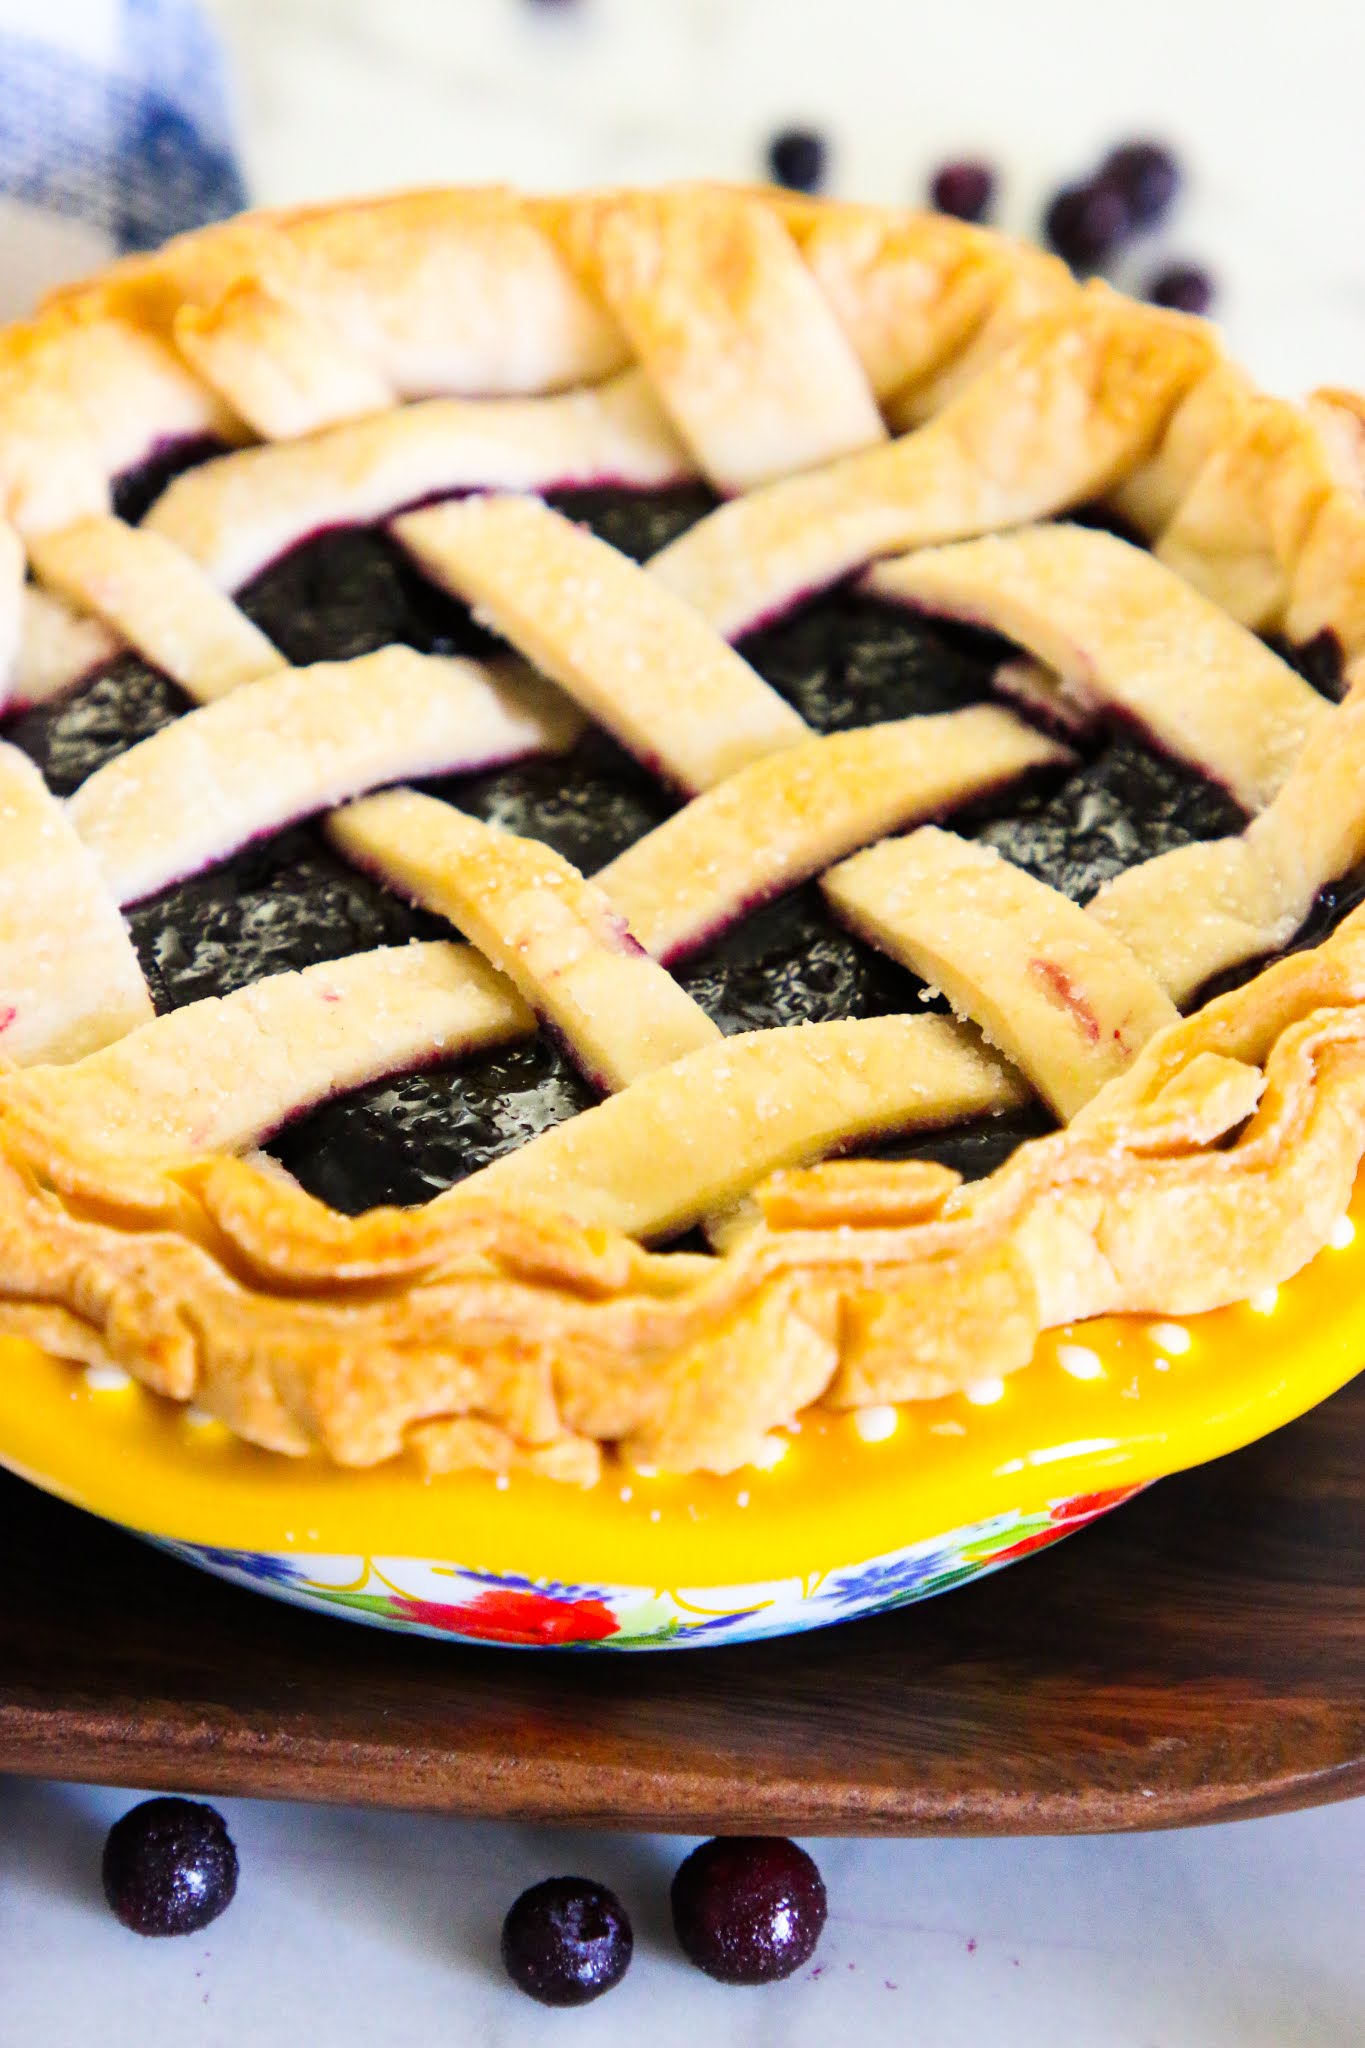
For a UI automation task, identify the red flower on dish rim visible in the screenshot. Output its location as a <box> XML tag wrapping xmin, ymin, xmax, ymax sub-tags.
<box><xmin>990</xmin><ymin>1487</ymin><xmax>1141</xmax><ymax>1566</ymax></box>
<box><xmin>1049</xmin><ymin>1486</ymin><xmax>1142</xmax><ymax>1524</ymax></box>
<box><xmin>392</xmin><ymin>1586</ymin><xmax>619</xmax><ymax>1645</ymax></box>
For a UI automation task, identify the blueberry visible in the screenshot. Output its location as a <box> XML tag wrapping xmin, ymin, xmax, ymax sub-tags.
<box><xmin>767</xmin><ymin>128</ymin><xmax>828</xmax><ymax>194</ymax></box>
<box><xmin>670</xmin><ymin>1836</ymin><xmax>827</xmax><ymax>1985</ymax></box>
<box><xmin>929</xmin><ymin>159</ymin><xmax>996</xmax><ymax>224</ymax></box>
<box><xmin>501</xmin><ymin>1876</ymin><xmax>633</xmax><ymax>2006</ymax></box>
<box><xmin>101</xmin><ymin>1797</ymin><xmax>239</xmax><ymax>1937</ymax></box>
<box><xmin>1100</xmin><ymin>140</ymin><xmax>1181</xmax><ymax>228</ymax></box>
<box><xmin>1148</xmin><ymin>262</ymin><xmax>1215</xmax><ymax>315</ymax></box>
<box><xmin>1042</xmin><ymin>179</ymin><xmax>1132</xmax><ymax>271</ymax></box>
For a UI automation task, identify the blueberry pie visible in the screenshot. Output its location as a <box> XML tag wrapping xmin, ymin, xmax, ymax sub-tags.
<box><xmin>0</xmin><ymin>183</ymin><xmax>1361</xmax><ymax>1488</ymax></box>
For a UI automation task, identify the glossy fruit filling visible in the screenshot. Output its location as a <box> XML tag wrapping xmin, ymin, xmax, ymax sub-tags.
<box><xmin>6</xmin><ymin>470</ymin><xmax>1352</xmax><ymax>1218</ymax></box>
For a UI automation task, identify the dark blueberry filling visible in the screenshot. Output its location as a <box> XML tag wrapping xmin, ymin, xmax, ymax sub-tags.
<box><xmin>866</xmin><ymin>1099</ymin><xmax>1060</xmax><ymax>1180</ymax></box>
<box><xmin>1268</xmin><ymin>628</ymin><xmax>1345</xmax><ymax>703</ymax></box>
<box><xmin>7</xmin><ymin>476</ymin><xmax>1337</xmax><ymax>1218</ymax></box>
<box><xmin>544</xmin><ymin>482</ymin><xmax>719</xmax><ymax>561</ymax></box>
<box><xmin>443</xmin><ymin>726</ymin><xmax>672</xmax><ymax>872</ymax></box>
<box><xmin>8</xmin><ymin>655</ymin><xmax>191</xmax><ymax>796</ymax></box>
<box><xmin>972</xmin><ymin>730</ymin><xmax>1244</xmax><ymax>901</ymax></box>
<box><xmin>235</xmin><ymin>525</ymin><xmax>501</xmax><ymax>666</ymax></box>
<box><xmin>737</xmin><ymin>589</ymin><xmax>1005</xmax><ymax>729</ymax></box>
<box><xmin>270</xmin><ymin>1035</ymin><xmax>598</xmax><ymax>1212</ymax></box>
<box><xmin>128</xmin><ymin>827</ymin><xmax>449</xmax><ymax>1013</ymax></box>
<box><xmin>110</xmin><ymin>437</ymin><xmax>230</xmax><ymax>526</ymax></box>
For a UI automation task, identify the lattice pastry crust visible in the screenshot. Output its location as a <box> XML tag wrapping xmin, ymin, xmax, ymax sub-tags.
<box><xmin>0</xmin><ymin>183</ymin><xmax>1362</xmax><ymax>1484</ymax></box>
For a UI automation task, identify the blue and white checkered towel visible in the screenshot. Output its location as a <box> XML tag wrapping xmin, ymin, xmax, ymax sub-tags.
<box><xmin>0</xmin><ymin>0</ymin><xmax>246</xmax><ymax>314</ymax></box>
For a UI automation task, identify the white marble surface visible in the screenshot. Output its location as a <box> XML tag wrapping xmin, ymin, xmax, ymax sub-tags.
<box><xmin>4</xmin><ymin>1776</ymin><xmax>1365</xmax><ymax>2048</ymax></box>
<box><xmin>5</xmin><ymin>2</ymin><xmax>1365</xmax><ymax>2042</ymax></box>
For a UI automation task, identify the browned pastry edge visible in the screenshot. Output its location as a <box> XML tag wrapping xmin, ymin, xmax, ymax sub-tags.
<box><xmin>0</xmin><ymin>901</ymin><xmax>1363</xmax><ymax>1478</ymax></box>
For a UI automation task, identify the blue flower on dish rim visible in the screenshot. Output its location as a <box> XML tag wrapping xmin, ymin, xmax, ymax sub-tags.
<box><xmin>188</xmin><ymin>1543</ymin><xmax>306</xmax><ymax>1587</ymax></box>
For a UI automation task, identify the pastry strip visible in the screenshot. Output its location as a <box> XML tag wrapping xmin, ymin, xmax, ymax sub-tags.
<box><xmin>451</xmin><ymin>1013</ymin><xmax>1027</xmax><ymax>1239</ymax></box>
<box><xmin>866</xmin><ymin>524</ymin><xmax>1327</xmax><ymax>812</ymax></box>
<box><xmin>69</xmin><ymin>646</ymin><xmax>583</xmax><ymax>904</ymax></box>
<box><xmin>11</xmin><ymin>586</ymin><xmax>120</xmax><ymax>708</ymax></box>
<box><xmin>145</xmin><ymin>370</ymin><xmax>694</xmax><ymax>590</ymax></box>
<box><xmin>0</xmin><ymin>742</ymin><xmax>153</xmax><ymax>1064</ymax></box>
<box><xmin>541</xmin><ymin>186</ymin><xmax>886</xmax><ymax>492</ymax></box>
<box><xmin>174</xmin><ymin>284</ymin><xmax>397</xmax><ymax>441</ymax></box>
<box><xmin>0</xmin><ymin>942</ymin><xmax>530</xmax><ymax>1185</ymax></box>
<box><xmin>778</xmin><ymin>199</ymin><xmax>1022</xmax><ymax>406</ymax></box>
<box><xmin>824</xmin><ymin>827</ymin><xmax>1178</xmax><ymax>1118</ymax></box>
<box><xmin>0</xmin><ymin>520</ymin><xmax>22</xmax><ymax>702</ymax></box>
<box><xmin>648</xmin><ymin>290</ymin><xmax>1217</xmax><ymax>638</ymax></box>
<box><xmin>29</xmin><ymin>515</ymin><xmax>284</xmax><ymax>701</ymax></box>
<box><xmin>1154</xmin><ymin>394</ymin><xmax>1350</xmax><ymax>632</ymax></box>
<box><xmin>1090</xmin><ymin>687</ymin><xmax>1365</xmax><ymax>1002</ymax></box>
<box><xmin>597</xmin><ymin>705</ymin><xmax>1069</xmax><ymax>962</ymax></box>
<box><xmin>140</xmin><ymin>189</ymin><xmax>629</xmax><ymax>436</ymax></box>
<box><xmin>330</xmin><ymin>790</ymin><xmax>721</xmax><ymax>1091</ymax></box>
<box><xmin>395</xmin><ymin>492</ymin><xmax>808</xmax><ymax>792</ymax></box>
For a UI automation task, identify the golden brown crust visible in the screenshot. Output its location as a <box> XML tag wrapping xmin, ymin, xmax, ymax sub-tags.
<box><xmin>0</xmin><ymin>182</ymin><xmax>1360</xmax><ymax>1479</ymax></box>
<box><xmin>0</xmin><ymin>906</ymin><xmax>1363</xmax><ymax>1468</ymax></box>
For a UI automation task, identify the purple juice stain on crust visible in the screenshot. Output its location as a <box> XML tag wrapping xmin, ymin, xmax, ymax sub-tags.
<box><xmin>17</xmin><ymin>460</ymin><xmax>1358</xmax><ymax>1218</ymax></box>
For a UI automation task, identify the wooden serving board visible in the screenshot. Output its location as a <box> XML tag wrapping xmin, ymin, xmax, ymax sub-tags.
<box><xmin>2</xmin><ymin>1371</ymin><xmax>1363</xmax><ymax>1836</ymax></box>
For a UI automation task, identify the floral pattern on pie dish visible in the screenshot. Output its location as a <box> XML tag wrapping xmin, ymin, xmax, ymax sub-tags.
<box><xmin>173</xmin><ymin>1489</ymin><xmax>1139</xmax><ymax>1650</ymax></box>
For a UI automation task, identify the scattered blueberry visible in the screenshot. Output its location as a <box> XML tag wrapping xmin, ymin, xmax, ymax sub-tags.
<box><xmin>670</xmin><ymin>1835</ymin><xmax>827</xmax><ymax>1985</ymax></box>
<box><xmin>929</xmin><ymin>159</ymin><xmax>996</xmax><ymax>224</ymax></box>
<box><xmin>1100</xmin><ymin>140</ymin><xmax>1181</xmax><ymax>227</ymax></box>
<box><xmin>1147</xmin><ymin>261</ymin><xmax>1215</xmax><ymax>315</ymax></box>
<box><xmin>1042</xmin><ymin>178</ymin><xmax>1132</xmax><ymax>271</ymax></box>
<box><xmin>501</xmin><ymin>1876</ymin><xmax>633</xmax><ymax>2006</ymax></box>
<box><xmin>767</xmin><ymin>128</ymin><xmax>828</xmax><ymax>194</ymax></box>
<box><xmin>101</xmin><ymin>1797</ymin><xmax>239</xmax><ymax>1937</ymax></box>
